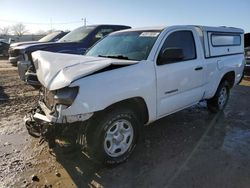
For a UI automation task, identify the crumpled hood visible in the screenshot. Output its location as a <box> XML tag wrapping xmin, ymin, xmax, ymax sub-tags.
<box><xmin>14</xmin><ymin>41</ymin><xmax>80</xmax><ymax>53</ymax></box>
<box><xmin>32</xmin><ymin>51</ymin><xmax>138</xmax><ymax>90</ymax></box>
<box><xmin>10</xmin><ymin>41</ymin><xmax>38</xmax><ymax>47</ymax></box>
<box><xmin>14</xmin><ymin>41</ymin><xmax>59</xmax><ymax>51</ymax></box>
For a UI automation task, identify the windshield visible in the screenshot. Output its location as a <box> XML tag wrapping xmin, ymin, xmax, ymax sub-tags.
<box><xmin>86</xmin><ymin>30</ymin><xmax>161</xmax><ymax>61</ymax></box>
<box><xmin>38</xmin><ymin>31</ymin><xmax>61</xmax><ymax>42</ymax></box>
<box><xmin>58</xmin><ymin>26</ymin><xmax>95</xmax><ymax>42</ymax></box>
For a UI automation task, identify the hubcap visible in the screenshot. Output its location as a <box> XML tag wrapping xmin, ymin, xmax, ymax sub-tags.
<box><xmin>218</xmin><ymin>86</ymin><xmax>228</xmax><ymax>109</ymax></box>
<box><xmin>104</xmin><ymin>119</ymin><xmax>134</xmax><ymax>157</ymax></box>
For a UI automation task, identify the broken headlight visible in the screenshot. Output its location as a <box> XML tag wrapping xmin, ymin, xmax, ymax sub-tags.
<box><xmin>54</xmin><ymin>87</ymin><xmax>79</xmax><ymax>106</ymax></box>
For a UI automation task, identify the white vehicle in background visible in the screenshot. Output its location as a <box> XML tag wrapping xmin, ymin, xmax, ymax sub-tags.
<box><xmin>25</xmin><ymin>25</ymin><xmax>245</xmax><ymax>165</ymax></box>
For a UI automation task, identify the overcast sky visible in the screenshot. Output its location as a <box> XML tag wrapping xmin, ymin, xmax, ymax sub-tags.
<box><xmin>0</xmin><ymin>0</ymin><xmax>250</xmax><ymax>33</ymax></box>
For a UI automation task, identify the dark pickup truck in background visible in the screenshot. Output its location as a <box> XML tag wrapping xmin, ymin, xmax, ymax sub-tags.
<box><xmin>245</xmin><ymin>33</ymin><xmax>250</xmax><ymax>75</ymax></box>
<box><xmin>8</xmin><ymin>31</ymin><xmax>68</xmax><ymax>64</ymax></box>
<box><xmin>17</xmin><ymin>24</ymin><xmax>131</xmax><ymax>87</ymax></box>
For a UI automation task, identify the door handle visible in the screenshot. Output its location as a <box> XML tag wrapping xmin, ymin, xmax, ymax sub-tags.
<box><xmin>194</xmin><ymin>66</ymin><xmax>203</xmax><ymax>71</ymax></box>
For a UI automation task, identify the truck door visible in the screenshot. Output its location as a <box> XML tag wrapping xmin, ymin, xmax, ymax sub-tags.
<box><xmin>155</xmin><ymin>29</ymin><xmax>205</xmax><ymax>118</ymax></box>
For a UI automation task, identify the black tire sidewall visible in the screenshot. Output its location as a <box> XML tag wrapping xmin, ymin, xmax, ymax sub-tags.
<box><xmin>87</xmin><ymin>108</ymin><xmax>140</xmax><ymax>165</ymax></box>
<box><xmin>208</xmin><ymin>81</ymin><xmax>230</xmax><ymax>112</ymax></box>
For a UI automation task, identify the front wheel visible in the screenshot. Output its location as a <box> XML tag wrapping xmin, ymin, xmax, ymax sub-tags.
<box><xmin>207</xmin><ymin>80</ymin><xmax>230</xmax><ymax>113</ymax></box>
<box><xmin>84</xmin><ymin>108</ymin><xmax>140</xmax><ymax>166</ymax></box>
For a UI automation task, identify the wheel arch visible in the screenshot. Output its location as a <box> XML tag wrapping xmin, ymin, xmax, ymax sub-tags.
<box><xmin>102</xmin><ymin>97</ymin><xmax>149</xmax><ymax>125</ymax></box>
<box><xmin>208</xmin><ymin>70</ymin><xmax>235</xmax><ymax>99</ymax></box>
<box><xmin>221</xmin><ymin>71</ymin><xmax>235</xmax><ymax>88</ymax></box>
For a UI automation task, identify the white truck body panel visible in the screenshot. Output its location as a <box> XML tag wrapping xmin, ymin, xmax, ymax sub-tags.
<box><xmin>68</xmin><ymin>60</ymin><xmax>158</xmax><ymax>123</ymax></box>
<box><xmin>32</xmin><ymin>25</ymin><xmax>245</xmax><ymax>124</ymax></box>
<box><xmin>152</xmin><ymin>27</ymin><xmax>206</xmax><ymax>117</ymax></box>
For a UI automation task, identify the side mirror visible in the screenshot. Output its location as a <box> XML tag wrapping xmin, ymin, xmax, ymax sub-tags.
<box><xmin>158</xmin><ymin>48</ymin><xmax>184</xmax><ymax>65</ymax></box>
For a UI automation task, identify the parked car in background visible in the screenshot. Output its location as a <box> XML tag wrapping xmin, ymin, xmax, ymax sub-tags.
<box><xmin>0</xmin><ymin>40</ymin><xmax>10</xmax><ymax>57</ymax></box>
<box><xmin>244</xmin><ymin>33</ymin><xmax>250</xmax><ymax>75</ymax></box>
<box><xmin>17</xmin><ymin>24</ymin><xmax>131</xmax><ymax>87</ymax></box>
<box><xmin>25</xmin><ymin>25</ymin><xmax>245</xmax><ymax>165</ymax></box>
<box><xmin>8</xmin><ymin>31</ymin><xmax>68</xmax><ymax>64</ymax></box>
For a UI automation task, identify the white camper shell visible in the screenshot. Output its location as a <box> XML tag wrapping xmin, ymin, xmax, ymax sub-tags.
<box><xmin>200</xmin><ymin>26</ymin><xmax>244</xmax><ymax>57</ymax></box>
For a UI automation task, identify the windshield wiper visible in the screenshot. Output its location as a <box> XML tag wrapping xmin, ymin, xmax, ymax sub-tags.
<box><xmin>98</xmin><ymin>55</ymin><xmax>129</xmax><ymax>60</ymax></box>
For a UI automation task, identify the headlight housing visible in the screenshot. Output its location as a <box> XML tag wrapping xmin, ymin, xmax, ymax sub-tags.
<box><xmin>54</xmin><ymin>86</ymin><xmax>79</xmax><ymax>106</ymax></box>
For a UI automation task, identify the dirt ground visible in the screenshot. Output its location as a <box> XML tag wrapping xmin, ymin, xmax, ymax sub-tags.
<box><xmin>0</xmin><ymin>57</ymin><xmax>250</xmax><ymax>188</ymax></box>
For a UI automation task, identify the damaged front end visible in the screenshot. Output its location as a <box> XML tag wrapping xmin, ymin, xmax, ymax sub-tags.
<box><xmin>24</xmin><ymin>106</ymin><xmax>58</xmax><ymax>148</ymax></box>
<box><xmin>25</xmin><ymin>50</ymin><xmax>138</xmax><ymax>148</ymax></box>
<box><xmin>24</xmin><ymin>86</ymin><xmax>92</xmax><ymax>148</ymax></box>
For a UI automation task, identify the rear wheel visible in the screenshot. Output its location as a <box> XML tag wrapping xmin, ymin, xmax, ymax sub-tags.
<box><xmin>83</xmin><ymin>108</ymin><xmax>140</xmax><ymax>165</ymax></box>
<box><xmin>207</xmin><ymin>80</ymin><xmax>230</xmax><ymax>113</ymax></box>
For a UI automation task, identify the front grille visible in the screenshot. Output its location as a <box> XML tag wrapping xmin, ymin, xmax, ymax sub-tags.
<box><xmin>43</xmin><ymin>88</ymin><xmax>56</xmax><ymax>110</ymax></box>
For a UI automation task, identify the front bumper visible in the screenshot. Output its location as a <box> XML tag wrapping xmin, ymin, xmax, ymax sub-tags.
<box><xmin>9</xmin><ymin>55</ymin><xmax>22</xmax><ymax>64</ymax></box>
<box><xmin>17</xmin><ymin>60</ymin><xmax>32</xmax><ymax>81</ymax></box>
<box><xmin>17</xmin><ymin>60</ymin><xmax>41</xmax><ymax>86</ymax></box>
<box><xmin>25</xmin><ymin>100</ymin><xmax>92</xmax><ymax>148</ymax></box>
<box><xmin>31</xmin><ymin>100</ymin><xmax>93</xmax><ymax>124</ymax></box>
<box><xmin>24</xmin><ymin>104</ymin><xmax>90</xmax><ymax>148</ymax></box>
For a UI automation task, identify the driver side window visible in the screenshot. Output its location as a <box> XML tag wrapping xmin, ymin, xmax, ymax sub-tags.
<box><xmin>157</xmin><ymin>30</ymin><xmax>196</xmax><ymax>65</ymax></box>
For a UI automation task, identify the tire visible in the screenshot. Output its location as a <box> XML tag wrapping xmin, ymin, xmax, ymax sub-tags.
<box><xmin>207</xmin><ymin>80</ymin><xmax>230</xmax><ymax>113</ymax></box>
<box><xmin>84</xmin><ymin>107</ymin><xmax>140</xmax><ymax>166</ymax></box>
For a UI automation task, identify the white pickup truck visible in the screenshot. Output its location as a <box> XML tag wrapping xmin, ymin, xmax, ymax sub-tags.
<box><xmin>25</xmin><ymin>25</ymin><xmax>245</xmax><ymax>165</ymax></box>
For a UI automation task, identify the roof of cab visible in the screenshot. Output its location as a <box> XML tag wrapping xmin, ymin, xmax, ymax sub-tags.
<box><xmin>113</xmin><ymin>26</ymin><xmax>166</xmax><ymax>33</ymax></box>
<box><xmin>84</xmin><ymin>24</ymin><xmax>131</xmax><ymax>28</ymax></box>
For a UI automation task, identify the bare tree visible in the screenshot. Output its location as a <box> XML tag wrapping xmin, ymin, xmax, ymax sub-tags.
<box><xmin>0</xmin><ymin>26</ymin><xmax>10</xmax><ymax>35</ymax></box>
<box><xmin>12</xmin><ymin>23</ymin><xmax>28</xmax><ymax>37</ymax></box>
